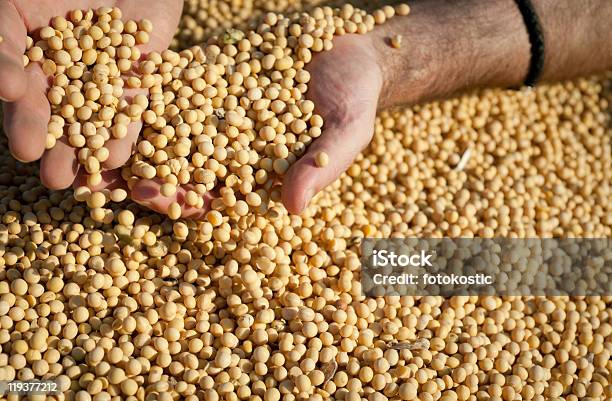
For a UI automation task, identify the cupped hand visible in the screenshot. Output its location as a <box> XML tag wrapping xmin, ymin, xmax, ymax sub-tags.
<box><xmin>0</xmin><ymin>0</ymin><xmax>199</xmax><ymax>216</ymax></box>
<box><xmin>282</xmin><ymin>34</ymin><xmax>384</xmax><ymax>214</ymax></box>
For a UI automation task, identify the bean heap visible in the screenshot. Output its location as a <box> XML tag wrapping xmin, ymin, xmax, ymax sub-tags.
<box><xmin>307</xmin><ymin>79</ymin><xmax>612</xmax><ymax>238</ymax></box>
<box><xmin>24</xmin><ymin>8</ymin><xmax>152</xmax><ymax>194</ymax></box>
<box><xmin>173</xmin><ymin>0</ymin><xmax>399</xmax><ymax>49</ymax></box>
<box><xmin>174</xmin><ymin>0</ymin><xmax>325</xmax><ymax>49</ymax></box>
<box><xmin>0</xmin><ymin>1</ymin><xmax>610</xmax><ymax>401</ymax></box>
<box><xmin>27</xmin><ymin>4</ymin><xmax>410</xmax><ymax>221</ymax></box>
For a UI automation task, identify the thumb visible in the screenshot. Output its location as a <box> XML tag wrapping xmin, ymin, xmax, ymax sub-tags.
<box><xmin>282</xmin><ymin>109</ymin><xmax>377</xmax><ymax>214</ymax></box>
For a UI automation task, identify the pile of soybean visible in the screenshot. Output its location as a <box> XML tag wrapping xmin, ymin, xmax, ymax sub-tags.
<box><xmin>0</xmin><ymin>1</ymin><xmax>611</xmax><ymax>401</ymax></box>
<box><xmin>174</xmin><ymin>0</ymin><xmax>402</xmax><ymax>50</ymax></box>
<box><xmin>26</xmin><ymin>4</ymin><xmax>408</xmax><ymax>222</ymax></box>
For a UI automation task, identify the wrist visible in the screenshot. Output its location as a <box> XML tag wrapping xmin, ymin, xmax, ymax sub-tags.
<box><xmin>369</xmin><ymin>11</ymin><xmax>448</xmax><ymax>110</ymax></box>
<box><xmin>370</xmin><ymin>0</ymin><xmax>531</xmax><ymax>110</ymax></box>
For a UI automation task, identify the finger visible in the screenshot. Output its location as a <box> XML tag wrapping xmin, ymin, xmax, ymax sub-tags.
<box><xmin>131</xmin><ymin>179</ymin><xmax>213</xmax><ymax>219</ymax></box>
<box><xmin>282</xmin><ymin>115</ymin><xmax>376</xmax><ymax>214</ymax></box>
<box><xmin>102</xmin><ymin>86</ymin><xmax>145</xmax><ymax>169</ymax></box>
<box><xmin>2</xmin><ymin>63</ymin><xmax>49</xmax><ymax>162</ymax></box>
<box><xmin>14</xmin><ymin>1</ymin><xmax>109</xmax><ymax>30</ymax></box>
<box><xmin>40</xmin><ymin>137</ymin><xmax>79</xmax><ymax>190</ymax></box>
<box><xmin>0</xmin><ymin>0</ymin><xmax>28</xmax><ymax>101</ymax></box>
<box><xmin>118</xmin><ymin>0</ymin><xmax>184</xmax><ymax>54</ymax></box>
<box><xmin>74</xmin><ymin>168</ymin><xmax>127</xmax><ymax>192</ymax></box>
<box><xmin>102</xmin><ymin>120</ymin><xmax>140</xmax><ymax>170</ymax></box>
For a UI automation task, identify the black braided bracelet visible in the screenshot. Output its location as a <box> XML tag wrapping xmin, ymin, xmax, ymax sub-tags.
<box><xmin>515</xmin><ymin>0</ymin><xmax>545</xmax><ymax>87</ymax></box>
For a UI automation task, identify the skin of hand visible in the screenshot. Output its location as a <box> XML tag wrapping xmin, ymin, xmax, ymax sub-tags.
<box><xmin>281</xmin><ymin>34</ymin><xmax>384</xmax><ymax>214</ymax></box>
<box><xmin>0</xmin><ymin>0</ymin><xmax>193</xmax><ymax>215</ymax></box>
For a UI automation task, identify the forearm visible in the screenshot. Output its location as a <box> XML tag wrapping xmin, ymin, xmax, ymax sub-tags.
<box><xmin>373</xmin><ymin>0</ymin><xmax>612</xmax><ymax>109</ymax></box>
<box><xmin>533</xmin><ymin>0</ymin><xmax>612</xmax><ymax>81</ymax></box>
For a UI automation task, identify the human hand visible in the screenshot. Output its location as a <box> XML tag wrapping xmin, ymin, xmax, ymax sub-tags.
<box><xmin>280</xmin><ymin>0</ymin><xmax>540</xmax><ymax>215</ymax></box>
<box><xmin>0</xmin><ymin>0</ymin><xmax>190</xmax><ymax>213</ymax></box>
<box><xmin>281</xmin><ymin>34</ymin><xmax>385</xmax><ymax>214</ymax></box>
